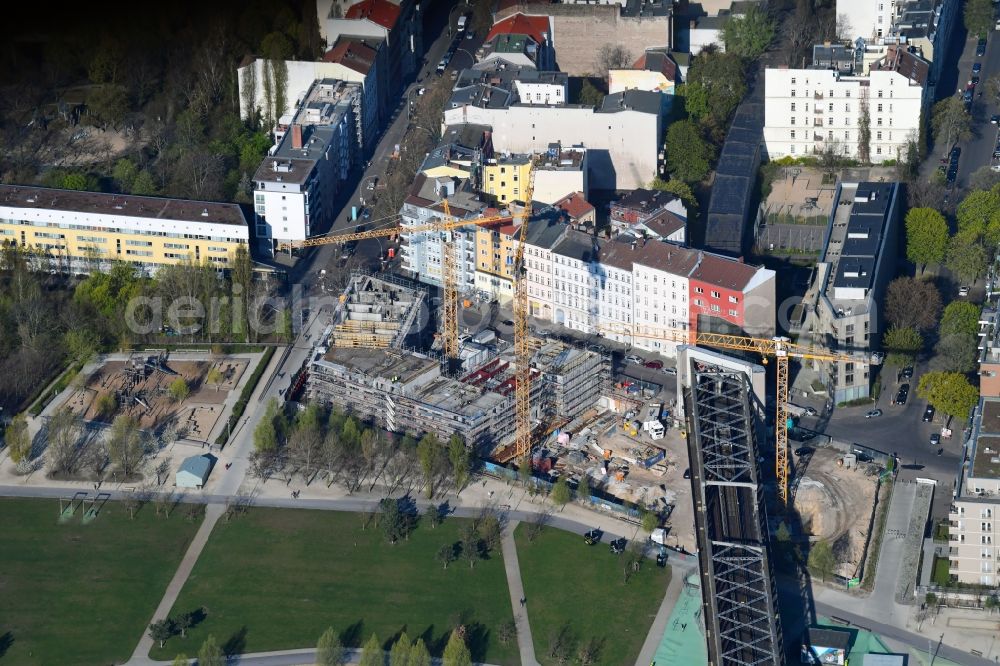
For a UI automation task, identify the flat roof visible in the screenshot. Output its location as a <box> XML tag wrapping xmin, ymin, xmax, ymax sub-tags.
<box><xmin>0</xmin><ymin>184</ymin><xmax>247</xmax><ymax>227</ymax></box>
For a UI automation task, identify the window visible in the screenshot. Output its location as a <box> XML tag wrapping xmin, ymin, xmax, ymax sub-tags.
<box><xmin>164</xmin><ymin>242</ymin><xmax>190</xmax><ymax>250</ymax></box>
<box><xmin>845</xmin><ymin>131</ymin><xmax>850</xmax><ymax>140</ymax></box>
<box><xmin>790</xmin><ymin>130</ymin><xmax>796</xmax><ymax>139</ymax></box>
<box><xmin>791</xmin><ymin>77</ymin><xmax>796</xmax><ymax>85</ymax></box>
<box><xmin>878</xmin><ymin>90</ymin><xmax>883</xmax><ymax>98</ymax></box>
<box><xmin>828</xmin><ymin>130</ymin><xmax>833</xmax><ymax>140</ymax></box>
<box><xmin>877</xmin><ymin>146</ymin><xmax>882</xmax><ymax>154</ymax></box>
<box><xmin>791</xmin><ymin>117</ymin><xmax>796</xmax><ymax>126</ymax></box>
<box><xmin>711</xmin><ymin>290</ymin><xmax>720</xmax><ymax>298</ymax></box>
<box><xmin>877</xmin><ymin>103</ymin><xmax>882</xmax><ymax>112</ymax></box>
<box><xmin>728</xmin><ymin>309</ymin><xmax>738</xmax><ymax>317</ymax></box>
<box><xmin>827</xmin><ymin>117</ymin><xmax>833</xmax><ymax>126</ymax></box>
<box><xmin>694</xmin><ymin>298</ymin><xmax>703</xmax><ymax>306</ymax></box>
<box><xmin>711</xmin><ymin>304</ymin><xmax>720</xmax><ymax>312</ymax></box>
<box><xmin>791</xmin><ymin>102</ymin><xmax>796</xmax><ymax>112</ymax></box>
<box><xmin>845</xmin><ymin>103</ymin><xmax>850</xmax><ymax>112</ymax></box>
<box><xmin>791</xmin><ymin>145</ymin><xmax>796</xmax><ymax>154</ymax></box>
<box><xmin>828</xmin><ymin>103</ymin><xmax>833</xmax><ymax>112</ymax></box>
<box><xmin>694</xmin><ymin>286</ymin><xmax>703</xmax><ymax>293</ymax></box>
<box><xmin>876</xmin><ymin>131</ymin><xmax>882</xmax><ymax>140</ymax></box>
<box><xmin>126</xmin><ymin>249</ymin><xmax>153</xmax><ymax>257</ymax></box>
<box><xmin>729</xmin><ymin>295</ymin><xmax>738</xmax><ymax>303</ymax></box>
<box><xmin>125</xmin><ymin>239</ymin><xmax>152</xmax><ymax>247</ymax></box>
<box><xmin>791</xmin><ymin>90</ymin><xmax>796</xmax><ymax>97</ymax></box>
<box><xmin>845</xmin><ymin>90</ymin><xmax>851</xmax><ymax>97</ymax></box>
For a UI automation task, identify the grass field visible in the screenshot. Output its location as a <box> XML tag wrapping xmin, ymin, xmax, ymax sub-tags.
<box><xmin>150</xmin><ymin>508</ymin><xmax>518</xmax><ymax>664</ymax></box>
<box><xmin>515</xmin><ymin>525</ymin><xmax>671</xmax><ymax>666</ymax></box>
<box><xmin>932</xmin><ymin>555</ymin><xmax>952</xmax><ymax>587</ymax></box>
<box><xmin>0</xmin><ymin>497</ymin><xmax>204</xmax><ymax>666</ymax></box>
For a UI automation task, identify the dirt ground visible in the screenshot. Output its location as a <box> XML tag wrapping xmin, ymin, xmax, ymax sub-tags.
<box><xmin>62</xmin><ymin>355</ymin><xmax>247</xmax><ymax>442</ymax></box>
<box><xmin>792</xmin><ymin>447</ymin><xmax>882</xmax><ymax>578</ymax></box>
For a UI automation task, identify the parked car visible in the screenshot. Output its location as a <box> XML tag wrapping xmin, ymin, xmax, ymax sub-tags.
<box><xmin>923</xmin><ymin>404</ymin><xmax>935</xmax><ymax>422</ymax></box>
<box><xmin>367</xmin><ymin>178</ymin><xmax>377</xmax><ymax>191</ymax></box>
<box><xmin>974</xmin><ymin>62</ymin><xmax>983</xmax><ymax>75</ymax></box>
<box><xmin>644</xmin><ymin>360</ymin><xmax>663</xmax><ymax>369</ymax></box>
<box><xmin>625</xmin><ymin>354</ymin><xmax>644</xmax><ymax>364</ymax></box>
<box><xmin>416</xmin><ymin>87</ymin><xmax>426</xmax><ymax>95</ymax></box>
<box><xmin>501</xmin><ymin>319</ymin><xmax>514</xmax><ymax>327</ymax></box>
<box><xmin>794</xmin><ymin>446</ymin><xmax>814</xmax><ymax>456</ymax></box>
<box><xmin>866</xmin><ymin>408</ymin><xmax>883</xmax><ymax>418</ymax></box>
<box><xmin>610</xmin><ymin>538</ymin><xmax>627</xmax><ymax>555</ymax></box>
<box><xmin>930</xmin><ymin>433</ymin><xmax>942</xmax><ymax>446</ymax></box>
<box><xmin>991</xmin><ymin>114</ymin><xmax>999</xmax><ymax>124</ymax></box>
<box><xmin>895</xmin><ymin>388</ymin><xmax>909</xmax><ymax>405</ymax></box>
<box><xmin>584</xmin><ymin>529</ymin><xmax>602</xmax><ymax>545</ymax></box>
<box><xmin>959</xmin><ymin>285</ymin><xmax>970</xmax><ymax>296</ymax></box>
<box><xmin>900</xmin><ymin>367</ymin><xmax>914</xmax><ymax>380</ymax></box>
<box><xmin>978</xmin><ymin>38</ymin><xmax>988</xmax><ymax>57</ymax></box>
<box><xmin>682</xmin><ymin>468</ymin><xmax>691</xmax><ymax>479</ymax></box>
<box><xmin>662</xmin><ymin>367</ymin><xmax>678</xmax><ymax>375</ymax></box>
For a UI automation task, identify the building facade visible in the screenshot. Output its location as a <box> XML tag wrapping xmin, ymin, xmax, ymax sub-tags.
<box><xmin>763</xmin><ymin>66</ymin><xmax>923</xmax><ymax>163</ymax></box>
<box><xmin>0</xmin><ymin>185</ymin><xmax>248</xmax><ymax>275</ymax></box>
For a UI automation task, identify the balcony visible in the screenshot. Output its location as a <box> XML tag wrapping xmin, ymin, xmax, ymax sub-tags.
<box><xmin>814</xmin><ymin>92</ymin><xmax>824</xmax><ymax>99</ymax></box>
<box><xmin>813</xmin><ymin>119</ymin><xmax>824</xmax><ymax>127</ymax></box>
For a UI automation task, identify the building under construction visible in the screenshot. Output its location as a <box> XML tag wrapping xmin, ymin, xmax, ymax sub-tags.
<box><xmin>307</xmin><ymin>324</ymin><xmax>606</xmax><ymax>450</ymax></box>
<box><xmin>687</xmin><ymin>368</ymin><xmax>784</xmax><ymax>666</ymax></box>
<box><xmin>329</xmin><ymin>273</ymin><xmax>427</xmax><ymax>349</ymax></box>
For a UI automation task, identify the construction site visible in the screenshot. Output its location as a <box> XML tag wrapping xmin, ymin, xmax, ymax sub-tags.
<box><xmin>63</xmin><ymin>353</ymin><xmax>247</xmax><ymax>441</ymax></box>
<box><xmin>328</xmin><ymin>272</ymin><xmax>428</xmax><ymax>349</ymax></box>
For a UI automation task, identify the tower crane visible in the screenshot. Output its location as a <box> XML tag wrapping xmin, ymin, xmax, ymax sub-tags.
<box><xmin>281</xmin><ymin>210</ymin><xmax>514</xmax><ymax>358</ymax></box>
<box><xmin>598</xmin><ymin>323</ymin><xmax>862</xmax><ymax>504</ymax></box>
<box><xmin>511</xmin><ymin>159</ymin><xmax>537</xmax><ymax>462</ymax></box>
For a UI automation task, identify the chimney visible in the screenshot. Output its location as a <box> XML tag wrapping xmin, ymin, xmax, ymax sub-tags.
<box><xmin>292</xmin><ymin>124</ymin><xmax>304</xmax><ymax>150</ymax></box>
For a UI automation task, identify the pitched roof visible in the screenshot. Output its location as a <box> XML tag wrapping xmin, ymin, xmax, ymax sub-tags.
<box><xmin>179</xmin><ymin>455</ymin><xmax>212</xmax><ymax>478</ymax></box>
<box><xmin>632</xmin><ymin>50</ymin><xmax>677</xmax><ymax>82</ymax></box>
<box><xmin>873</xmin><ymin>45</ymin><xmax>929</xmax><ymax>86</ymax></box>
<box><xmin>612</xmin><ymin>188</ymin><xmax>680</xmax><ymax>214</ymax></box>
<box><xmin>486</xmin><ymin>13</ymin><xmax>551</xmax><ymax>46</ymax></box>
<box><xmin>323</xmin><ymin>38</ymin><xmax>378</xmax><ymax>75</ymax></box>
<box><xmin>689</xmin><ymin>253</ymin><xmax>760</xmax><ymax>291</ymax></box>
<box><xmin>344</xmin><ymin>0</ymin><xmax>400</xmax><ymax>30</ymax></box>
<box><xmin>639</xmin><ymin>209</ymin><xmax>685</xmax><ymax>238</ymax></box>
<box><xmin>553</xmin><ymin>191</ymin><xmax>595</xmax><ymax>220</ymax></box>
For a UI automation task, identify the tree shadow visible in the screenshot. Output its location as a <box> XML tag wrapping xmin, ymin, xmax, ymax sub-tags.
<box><xmin>383</xmin><ymin>624</ymin><xmax>408</xmax><ymax>651</ymax></box>
<box><xmin>464</xmin><ymin>621</ymin><xmax>489</xmax><ymax>663</ymax></box>
<box><xmin>341</xmin><ymin>620</ymin><xmax>364</xmax><ymax>648</ymax></box>
<box><xmin>185</xmin><ymin>606</ymin><xmax>208</xmax><ymax>630</ymax></box>
<box><xmin>416</xmin><ymin>624</ymin><xmax>437</xmax><ymax>653</ymax></box>
<box><xmin>0</xmin><ymin>631</ymin><xmax>13</xmax><ymax>658</ymax></box>
<box><xmin>222</xmin><ymin>625</ymin><xmax>247</xmax><ymax>657</ymax></box>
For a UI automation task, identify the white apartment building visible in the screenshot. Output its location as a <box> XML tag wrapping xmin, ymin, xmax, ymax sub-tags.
<box><xmin>252</xmin><ymin>80</ymin><xmax>361</xmax><ymax>249</ymax></box>
<box><xmin>512</xmin><ymin>76</ymin><xmax>568</xmax><ymax>105</ymax></box>
<box><xmin>837</xmin><ymin>0</ymin><xmax>896</xmax><ymax>41</ymax></box>
<box><xmin>763</xmin><ymin>66</ymin><xmax>923</xmax><ymax>163</ymax></box>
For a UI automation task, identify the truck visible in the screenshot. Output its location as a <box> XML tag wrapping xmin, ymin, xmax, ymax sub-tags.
<box><xmin>785</xmin><ymin>403</ymin><xmax>817</xmax><ymax>418</ymax></box>
<box><xmin>643</xmin><ymin>419</ymin><xmax>665</xmax><ymax>440</ymax></box>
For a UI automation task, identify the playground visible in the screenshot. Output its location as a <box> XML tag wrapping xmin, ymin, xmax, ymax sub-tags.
<box><xmin>63</xmin><ymin>352</ymin><xmax>248</xmax><ymax>442</ymax></box>
<box><xmin>0</xmin><ymin>497</ymin><xmax>203</xmax><ymax>666</ymax></box>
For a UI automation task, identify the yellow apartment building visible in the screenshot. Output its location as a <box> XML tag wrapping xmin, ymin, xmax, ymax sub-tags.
<box><xmin>0</xmin><ymin>185</ymin><xmax>249</xmax><ymax>275</ymax></box>
<box><xmin>474</xmin><ymin>220</ymin><xmax>519</xmax><ymax>303</ymax></box>
<box><xmin>482</xmin><ymin>155</ymin><xmax>531</xmax><ymax>205</ymax></box>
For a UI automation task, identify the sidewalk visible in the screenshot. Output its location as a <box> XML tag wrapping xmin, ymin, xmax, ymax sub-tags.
<box><xmin>501</xmin><ymin>521</ymin><xmax>539</xmax><ymax>666</ymax></box>
<box><xmin>127</xmin><ymin>503</ymin><xmax>224</xmax><ymax>666</ymax></box>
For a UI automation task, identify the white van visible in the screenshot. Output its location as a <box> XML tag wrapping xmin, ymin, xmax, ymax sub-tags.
<box><xmin>457</xmin><ymin>15</ymin><xmax>467</xmax><ymax>32</ymax></box>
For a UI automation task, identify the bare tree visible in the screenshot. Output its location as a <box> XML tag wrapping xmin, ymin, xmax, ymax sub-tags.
<box><xmin>47</xmin><ymin>407</ymin><xmax>81</xmax><ymax>475</ymax></box>
<box><xmin>108</xmin><ymin>414</ymin><xmax>144</xmax><ymax>478</ymax></box>
<box><xmin>595</xmin><ymin>43</ymin><xmax>633</xmax><ymax>78</ymax></box>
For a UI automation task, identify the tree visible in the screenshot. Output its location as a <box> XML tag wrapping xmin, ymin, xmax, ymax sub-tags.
<box><xmin>966</xmin><ymin>0</ymin><xmax>993</xmax><ymax>37</ymax></box>
<box><xmin>130</xmin><ymin>170</ymin><xmax>158</xmax><ymax>196</ymax></box>
<box><xmin>112</xmin><ymin>158</ymin><xmax>139</xmax><ymax>192</ymax></box>
<box><xmin>905</xmin><ymin>208</ymin><xmax>949</xmax><ymax>272</ymax></box>
<box><xmin>61</xmin><ymin>171</ymin><xmax>99</xmax><ymax>192</ymax></box>
<box><xmin>649</xmin><ymin>177</ymin><xmax>697</xmax><ymax>215</ymax></box>
<box><xmin>947</xmin><ymin>230</ymin><xmax>988</xmax><ymax>285</ymax></box>
<box><xmin>941</xmin><ymin>301</ymin><xmax>982</xmax><ymax>338</ymax></box>
<box><xmin>168</xmin><ymin>377</ymin><xmax>190</xmax><ymax>403</ymax></box>
<box><xmin>595</xmin><ymin>43</ymin><xmax>632</xmax><ymax>78</ymax></box>
<box><xmin>578</xmin><ymin>79</ymin><xmax>605</xmax><ymax>107</ymax></box>
<box><xmin>957</xmin><ymin>189</ymin><xmax>1000</xmax><ymax>235</ymax></box>
<box><xmin>932</xmin><ymin>333</ymin><xmax>979</xmax><ymax>374</ymax></box>
<box><xmin>883</xmin><ymin>326</ymin><xmax>924</xmax><ymax>367</ymax></box>
<box><xmin>5</xmin><ymin>413</ymin><xmax>31</xmax><ymax>464</ymax></box>
<box><xmin>885</xmin><ymin>277</ymin><xmax>941</xmax><ymax>332</ymax></box>
<box><xmin>683</xmin><ymin>50</ymin><xmax>746</xmax><ymax>128</ymax></box>
<box><xmin>664</xmin><ymin>119</ymin><xmax>715</xmax><ymax>184</ymax></box>
<box><xmin>389</xmin><ymin>631</ymin><xmax>411</xmax><ymax>666</ymax></box>
<box><xmin>171</xmin><ymin>655</ymin><xmax>188</xmax><ymax>666</ymax></box>
<box><xmin>498</xmin><ymin>620</ymin><xmax>517</xmax><ymax>646</ymax></box>
<box><xmin>721</xmin><ymin>5</ymin><xmax>775</xmax><ymax>60</ymax></box>
<box><xmin>417</xmin><ymin>433</ymin><xmax>443</xmax><ymax>498</ymax></box>
<box><xmin>461</xmin><ymin>524</ymin><xmax>482</xmax><ymax>569</ymax></box>
<box><xmin>918</xmin><ymin>371</ymin><xmax>980</xmax><ymax>420</ymax></box>
<box><xmin>95</xmin><ymin>393</ymin><xmax>117</xmax><ymax>419</ymax></box>
<box><xmin>197</xmin><ymin>634</ymin><xmax>224</xmax><ymax>666</ymax></box>
<box><xmin>577</xmin><ymin>474</ymin><xmax>591</xmax><ymax>501</ymax></box>
<box><xmin>206</xmin><ymin>367</ymin><xmax>224</xmax><ymax>392</ymax></box>
<box><xmin>47</xmin><ymin>407</ymin><xmax>80</xmax><ymax>475</ymax></box>
<box><xmin>442</xmin><ymin>628</ymin><xmax>473</xmax><ymax>666</ymax></box>
<box><xmin>358</xmin><ymin>633</ymin><xmax>383</xmax><ymax>666</ymax></box>
<box><xmin>932</xmin><ymin>97</ymin><xmax>972</xmax><ymax>148</ymax></box>
<box><xmin>149</xmin><ymin>618</ymin><xmax>174</xmax><ymax>648</ymax></box>
<box><xmin>88</xmin><ymin>84</ymin><xmax>129</xmax><ymax>131</ymax></box>
<box><xmin>642</xmin><ymin>510</ymin><xmax>659</xmax><ymax>532</ymax></box>
<box><xmin>550</xmin><ymin>476</ymin><xmax>571</xmax><ymax>509</ymax></box>
<box><xmin>64</xmin><ymin>328</ymin><xmax>100</xmax><ymax>363</ymax></box>
<box><xmin>408</xmin><ymin>638</ymin><xmax>432</xmax><ymax>666</ymax></box>
<box><xmin>108</xmin><ymin>414</ymin><xmax>143</xmax><ymax>477</ymax></box>
<box><xmin>253</xmin><ymin>414</ymin><xmax>278</xmax><ymax>453</ymax></box>
<box><xmin>448</xmin><ymin>434</ymin><xmax>470</xmax><ymax>489</ymax></box>
<box><xmin>518</xmin><ymin>456</ymin><xmax>533</xmax><ymax>486</ymax></box>
<box><xmin>174</xmin><ymin>611</ymin><xmax>193</xmax><ymax>638</ymax></box>
<box><xmin>379</xmin><ymin>497</ymin><xmax>409</xmax><ymax>544</ymax></box>
<box><xmin>436</xmin><ymin>542</ymin><xmax>456</xmax><ymax>570</ymax></box>
<box><xmin>808</xmin><ymin>539</ymin><xmax>836</xmax><ymax>582</ymax></box>
<box><xmin>316</xmin><ymin>626</ymin><xmax>345</xmax><ymax>666</ymax></box>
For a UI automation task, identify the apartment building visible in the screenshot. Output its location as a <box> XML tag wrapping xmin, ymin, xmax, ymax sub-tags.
<box><xmin>482</xmin><ymin>13</ymin><xmax>555</xmax><ymax>70</ymax></box>
<box><xmin>534</xmin><ymin>145</ymin><xmax>588</xmax><ymax>204</ymax></box>
<box><xmin>451</xmin><ymin>65</ymin><xmax>570</xmax><ymax>109</ymax></box>
<box><xmin>475</xmin><ymin>219</ymin><xmax>520</xmax><ymax>303</ymax></box>
<box><xmin>553</xmin><ymin>192</ymin><xmax>596</xmax><ymax>227</ymax></box>
<box><xmin>525</xmin><ymin>219</ymin><xmax>571</xmax><ymax>318</ymax></box>
<box><xmin>0</xmin><ymin>185</ymin><xmax>248</xmax><ymax>275</ymax></box>
<box><xmin>444</xmin><ymin>87</ymin><xmax>663</xmax><ymax>189</ymax></box>
<box><xmin>252</xmin><ymin>79</ymin><xmax>361</xmax><ymax>249</ymax></box>
<box><xmin>609</xmin><ymin>48</ymin><xmax>678</xmax><ymax>95</ymax></box>
<box><xmin>482</xmin><ymin>155</ymin><xmax>532</xmax><ymax>205</ymax></box>
<box><xmin>763</xmin><ymin>62</ymin><xmax>924</xmax><ymax>163</ymax></box>
<box><xmin>237</xmin><ymin>34</ymin><xmax>387</xmax><ymax>152</ymax></box>
<box><xmin>804</xmin><ymin>181</ymin><xmax>901</xmax><ymax>402</ymax></box>
<box><xmin>398</xmin><ymin>173</ymin><xmax>488</xmax><ymax>292</ymax></box>
<box><xmin>610</xmin><ymin>188</ymin><xmax>687</xmax><ymax>233</ymax></box>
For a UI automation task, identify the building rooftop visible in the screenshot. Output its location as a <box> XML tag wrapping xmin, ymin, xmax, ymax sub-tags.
<box><xmin>552</xmin><ymin>228</ymin><xmax>605</xmax><ymax>264</ymax></box>
<box><xmin>405</xmin><ymin>173</ymin><xmax>490</xmax><ymax>218</ymax></box>
<box><xmin>970</xmin><ymin>399</ymin><xmax>1000</xmax><ymax>480</ymax></box>
<box><xmin>344</xmin><ymin>0</ymin><xmax>400</xmax><ymax>30</ymax></box>
<box><xmin>825</xmin><ymin>182</ymin><xmax>895</xmax><ymax>297</ymax></box>
<box><xmin>179</xmin><ymin>455</ymin><xmax>212</xmax><ymax>478</ymax></box>
<box><xmin>599</xmin><ymin>89</ymin><xmax>663</xmax><ymax>115</ymax></box>
<box><xmin>691</xmin><ymin>253</ymin><xmax>765</xmax><ymax>291</ymax></box>
<box><xmin>525</xmin><ymin>215</ymin><xmax>570</xmax><ymax>249</ymax></box>
<box><xmin>322</xmin><ymin>37</ymin><xmax>378</xmax><ymax>75</ymax></box>
<box><xmin>553</xmin><ymin>191</ymin><xmax>595</xmax><ymax>220</ymax></box>
<box><xmin>872</xmin><ymin>45</ymin><xmax>929</xmax><ymax>87</ymax></box>
<box><xmin>812</xmin><ymin>43</ymin><xmax>855</xmax><ymax>72</ymax></box>
<box><xmin>634</xmin><ymin>209</ymin><xmax>686</xmax><ymax>240</ymax></box>
<box><xmin>0</xmin><ymin>184</ymin><xmax>248</xmax><ymax>227</ymax></box>
<box><xmin>322</xmin><ymin>347</ymin><xmax>439</xmax><ymax>384</ymax></box>
<box><xmin>623</xmin><ymin>0</ymin><xmax>671</xmax><ymax>18</ymax></box>
<box><xmin>632</xmin><ymin>49</ymin><xmax>678</xmax><ymax>82</ymax></box>
<box><xmin>612</xmin><ymin>188</ymin><xmax>680</xmax><ymax>215</ymax></box>
<box><xmin>536</xmin><ymin>145</ymin><xmax>585</xmax><ymax>170</ymax></box>
<box><xmin>493</xmin><ymin>33</ymin><xmax>531</xmax><ymax>54</ymax></box>
<box><xmin>486</xmin><ymin>13</ymin><xmax>551</xmax><ymax>45</ymax></box>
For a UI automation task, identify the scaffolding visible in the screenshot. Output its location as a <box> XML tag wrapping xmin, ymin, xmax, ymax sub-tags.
<box><xmin>687</xmin><ymin>369</ymin><xmax>784</xmax><ymax>666</ymax></box>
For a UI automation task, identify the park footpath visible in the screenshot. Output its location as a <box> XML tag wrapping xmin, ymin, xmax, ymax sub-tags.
<box><xmin>500</xmin><ymin>521</ymin><xmax>539</xmax><ymax>666</ymax></box>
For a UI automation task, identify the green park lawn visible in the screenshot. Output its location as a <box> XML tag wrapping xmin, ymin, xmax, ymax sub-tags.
<box><xmin>150</xmin><ymin>508</ymin><xmax>518</xmax><ymax>664</ymax></box>
<box><xmin>515</xmin><ymin>524</ymin><xmax>671</xmax><ymax>666</ymax></box>
<box><xmin>0</xmin><ymin>497</ymin><xmax>204</xmax><ymax>666</ymax></box>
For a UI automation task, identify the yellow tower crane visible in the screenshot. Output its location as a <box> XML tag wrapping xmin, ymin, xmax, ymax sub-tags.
<box><xmin>597</xmin><ymin>324</ymin><xmax>861</xmax><ymax>504</ymax></box>
<box><xmin>282</xmin><ymin>210</ymin><xmax>514</xmax><ymax>358</ymax></box>
<box><xmin>511</xmin><ymin>159</ymin><xmax>538</xmax><ymax>462</ymax></box>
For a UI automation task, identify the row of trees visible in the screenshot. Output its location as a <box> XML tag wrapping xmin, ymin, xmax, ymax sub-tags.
<box><xmin>315</xmin><ymin>627</ymin><xmax>473</xmax><ymax>666</ymax></box>
<box><xmin>250</xmin><ymin>402</ymin><xmax>474</xmax><ymax>499</ymax></box>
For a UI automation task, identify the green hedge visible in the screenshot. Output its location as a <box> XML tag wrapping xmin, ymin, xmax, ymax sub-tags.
<box><xmin>214</xmin><ymin>346</ymin><xmax>277</xmax><ymax>448</ymax></box>
<box><xmin>28</xmin><ymin>361</ymin><xmax>86</xmax><ymax>417</ymax></box>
